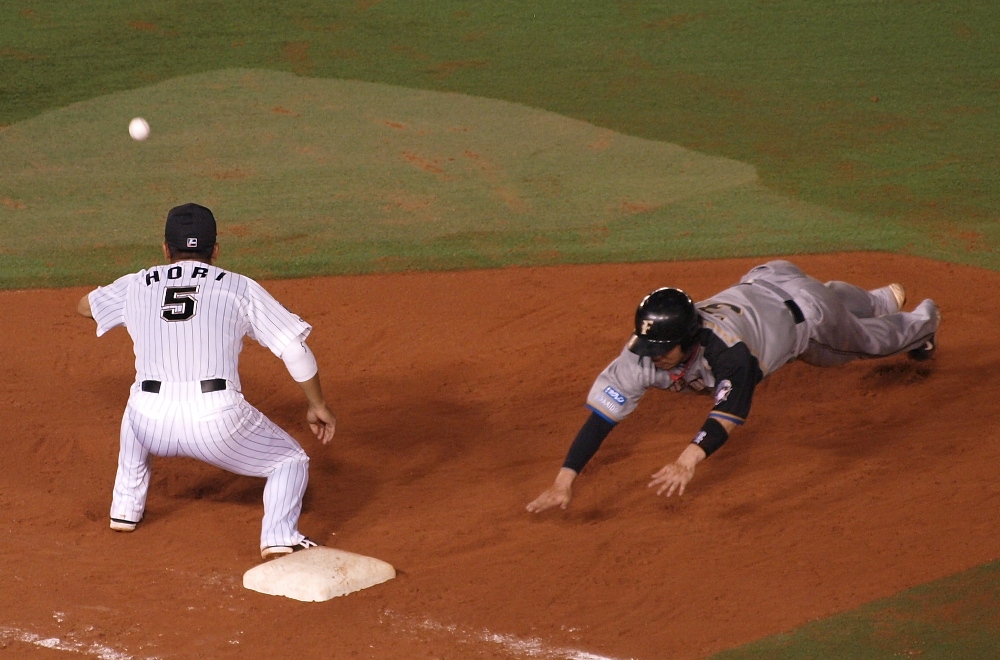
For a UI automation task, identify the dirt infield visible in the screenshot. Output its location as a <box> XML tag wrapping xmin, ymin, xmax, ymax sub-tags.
<box><xmin>1</xmin><ymin>253</ymin><xmax>996</xmax><ymax>659</ymax></box>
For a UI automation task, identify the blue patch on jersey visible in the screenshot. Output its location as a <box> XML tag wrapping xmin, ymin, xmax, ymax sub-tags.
<box><xmin>603</xmin><ymin>386</ymin><xmax>627</xmax><ymax>404</ymax></box>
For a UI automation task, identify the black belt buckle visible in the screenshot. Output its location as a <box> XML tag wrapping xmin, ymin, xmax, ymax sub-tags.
<box><xmin>201</xmin><ymin>378</ymin><xmax>227</xmax><ymax>393</ymax></box>
<box><xmin>141</xmin><ymin>380</ymin><xmax>161</xmax><ymax>393</ymax></box>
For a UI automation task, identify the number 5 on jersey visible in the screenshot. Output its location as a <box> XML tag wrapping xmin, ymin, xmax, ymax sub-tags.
<box><xmin>162</xmin><ymin>286</ymin><xmax>200</xmax><ymax>321</ymax></box>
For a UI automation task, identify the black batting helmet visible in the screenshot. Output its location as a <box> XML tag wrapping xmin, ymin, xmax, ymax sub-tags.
<box><xmin>626</xmin><ymin>287</ymin><xmax>701</xmax><ymax>358</ymax></box>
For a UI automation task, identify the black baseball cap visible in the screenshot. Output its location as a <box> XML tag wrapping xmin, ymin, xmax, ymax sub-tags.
<box><xmin>164</xmin><ymin>203</ymin><xmax>217</xmax><ymax>251</ymax></box>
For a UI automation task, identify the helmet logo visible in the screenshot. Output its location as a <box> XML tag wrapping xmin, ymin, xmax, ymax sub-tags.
<box><xmin>640</xmin><ymin>319</ymin><xmax>654</xmax><ymax>335</ymax></box>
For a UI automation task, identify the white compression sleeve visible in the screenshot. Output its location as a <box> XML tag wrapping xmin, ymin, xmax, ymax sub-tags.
<box><xmin>280</xmin><ymin>340</ymin><xmax>319</xmax><ymax>382</ymax></box>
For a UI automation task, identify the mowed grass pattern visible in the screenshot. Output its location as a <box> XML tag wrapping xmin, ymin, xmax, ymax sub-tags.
<box><xmin>2</xmin><ymin>1</ymin><xmax>999</xmax><ymax>283</ymax></box>
<box><xmin>2</xmin><ymin>69</ymin><xmax>905</xmax><ymax>287</ymax></box>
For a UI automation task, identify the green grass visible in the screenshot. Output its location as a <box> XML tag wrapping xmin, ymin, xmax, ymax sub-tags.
<box><xmin>4</xmin><ymin>68</ymin><xmax>923</xmax><ymax>288</ymax></box>
<box><xmin>2</xmin><ymin>1</ymin><xmax>999</xmax><ymax>280</ymax></box>
<box><xmin>712</xmin><ymin>560</ymin><xmax>1000</xmax><ymax>659</ymax></box>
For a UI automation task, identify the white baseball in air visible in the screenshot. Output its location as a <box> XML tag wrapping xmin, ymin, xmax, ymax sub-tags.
<box><xmin>129</xmin><ymin>117</ymin><xmax>150</xmax><ymax>141</ymax></box>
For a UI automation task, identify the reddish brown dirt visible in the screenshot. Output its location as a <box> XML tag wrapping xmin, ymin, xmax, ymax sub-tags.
<box><xmin>1</xmin><ymin>253</ymin><xmax>998</xmax><ymax>659</ymax></box>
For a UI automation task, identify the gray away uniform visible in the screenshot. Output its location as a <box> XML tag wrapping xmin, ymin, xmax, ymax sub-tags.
<box><xmin>580</xmin><ymin>260</ymin><xmax>939</xmax><ymax>462</ymax></box>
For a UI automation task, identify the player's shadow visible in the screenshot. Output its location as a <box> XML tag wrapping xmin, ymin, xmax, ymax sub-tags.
<box><xmin>859</xmin><ymin>361</ymin><xmax>932</xmax><ymax>390</ymax></box>
<box><xmin>266</xmin><ymin>362</ymin><xmax>496</xmax><ymax>520</ymax></box>
<box><xmin>322</xmin><ymin>365</ymin><xmax>496</xmax><ymax>485</ymax></box>
<box><xmin>148</xmin><ymin>456</ymin><xmax>380</xmax><ymax>539</ymax></box>
<box><xmin>137</xmin><ymin>358</ymin><xmax>494</xmax><ymax>541</ymax></box>
<box><xmin>709</xmin><ymin>358</ymin><xmax>951</xmax><ymax>522</ymax></box>
<box><xmin>151</xmin><ymin>462</ymin><xmax>262</xmax><ymax>509</ymax></box>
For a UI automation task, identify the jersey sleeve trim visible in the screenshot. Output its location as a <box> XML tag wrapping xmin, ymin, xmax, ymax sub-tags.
<box><xmin>708</xmin><ymin>411</ymin><xmax>746</xmax><ymax>426</ymax></box>
<box><xmin>586</xmin><ymin>404</ymin><xmax>619</xmax><ymax>425</ymax></box>
<box><xmin>281</xmin><ymin>340</ymin><xmax>319</xmax><ymax>382</ymax></box>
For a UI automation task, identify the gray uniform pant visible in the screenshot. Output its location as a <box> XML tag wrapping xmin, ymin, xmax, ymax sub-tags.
<box><xmin>744</xmin><ymin>261</ymin><xmax>940</xmax><ymax>367</ymax></box>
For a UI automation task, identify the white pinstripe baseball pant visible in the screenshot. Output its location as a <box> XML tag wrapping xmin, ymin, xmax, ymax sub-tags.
<box><xmin>110</xmin><ymin>381</ymin><xmax>309</xmax><ymax>550</ymax></box>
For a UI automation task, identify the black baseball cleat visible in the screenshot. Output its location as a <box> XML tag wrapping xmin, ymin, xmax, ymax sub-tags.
<box><xmin>907</xmin><ymin>335</ymin><xmax>936</xmax><ymax>362</ymax></box>
<box><xmin>260</xmin><ymin>537</ymin><xmax>319</xmax><ymax>560</ymax></box>
<box><xmin>110</xmin><ymin>517</ymin><xmax>140</xmax><ymax>532</ymax></box>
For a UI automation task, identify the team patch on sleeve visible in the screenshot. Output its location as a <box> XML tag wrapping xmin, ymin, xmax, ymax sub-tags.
<box><xmin>714</xmin><ymin>379</ymin><xmax>732</xmax><ymax>405</ymax></box>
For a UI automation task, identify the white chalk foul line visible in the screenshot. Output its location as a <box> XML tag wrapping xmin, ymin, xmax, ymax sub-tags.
<box><xmin>0</xmin><ymin>625</ymin><xmax>153</xmax><ymax>660</ymax></box>
<box><xmin>383</xmin><ymin>610</ymin><xmax>634</xmax><ymax>660</ymax></box>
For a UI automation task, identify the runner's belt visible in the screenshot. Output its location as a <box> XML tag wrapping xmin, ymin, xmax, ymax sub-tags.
<box><xmin>141</xmin><ymin>379</ymin><xmax>227</xmax><ymax>394</ymax></box>
<box><xmin>742</xmin><ymin>280</ymin><xmax>805</xmax><ymax>324</ymax></box>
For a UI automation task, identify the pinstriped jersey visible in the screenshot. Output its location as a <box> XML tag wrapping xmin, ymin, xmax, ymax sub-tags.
<box><xmin>88</xmin><ymin>260</ymin><xmax>310</xmax><ymax>389</ymax></box>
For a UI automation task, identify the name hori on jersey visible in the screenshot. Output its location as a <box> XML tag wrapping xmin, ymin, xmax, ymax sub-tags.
<box><xmin>144</xmin><ymin>264</ymin><xmax>227</xmax><ymax>286</ymax></box>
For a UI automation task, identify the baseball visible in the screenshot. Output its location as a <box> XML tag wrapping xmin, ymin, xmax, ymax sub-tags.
<box><xmin>128</xmin><ymin>117</ymin><xmax>150</xmax><ymax>141</ymax></box>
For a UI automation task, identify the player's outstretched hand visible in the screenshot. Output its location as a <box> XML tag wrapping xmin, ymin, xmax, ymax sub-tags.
<box><xmin>526</xmin><ymin>484</ymin><xmax>572</xmax><ymax>513</ymax></box>
<box><xmin>307</xmin><ymin>403</ymin><xmax>336</xmax><ymax>445</ymax></box>
<box><xmin>526</xmin><ymin>467</ymin><xmax>577</xmax><ymax>513</ymax></box>
<box><xmin>648</xmin><ymin>461</ymin><xmax>696</xmax><ymax>497</ymax></box>
<box><xmin>649</xmin><ymin>444</ymin><xmax>707</xmax><ymax>497</ymax></box>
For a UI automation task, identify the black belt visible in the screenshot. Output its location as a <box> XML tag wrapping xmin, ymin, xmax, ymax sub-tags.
<box><xmin>141</xmin><ymin>379</ymin><xmax>227</xmax><ymax>394</ymax></box>
<box><xmin>783</xmin><ymin>299</ymin><xmax>805</xmax><ymax>324</ymax></box>
<box><xmin>742</xmin><ymin>280</ymin><xmax>806</xmax><ymax>324</ymax></box>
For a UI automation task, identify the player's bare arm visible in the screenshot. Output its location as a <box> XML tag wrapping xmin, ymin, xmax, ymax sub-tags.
<box><xmin>77</xmin><ymin>293</ymin><xmax>93</xmax><ymax>318</ymax></box>
<box><xmin>280</xmin><ymin>338</ymin><xmax>336</xmax><ymax>444</ymax></box>
<box><xmin>296</xmin><ymin>374</ymin><xmax>336</xmax><ymax>445</ymax></box>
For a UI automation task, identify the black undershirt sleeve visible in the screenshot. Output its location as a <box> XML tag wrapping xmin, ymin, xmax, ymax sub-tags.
<box><xmin>702</xmin><ymin>335</ymin><xmax>763</xmax><ymax>424</ymax></box>
<box><xmin>693</xmin><ymin>417</ymin><xmax>729</xmax><ymax>457</ymax></box>
<box><xmin>694</xmin><ymin>334</ymin><xmax>764</xmax><ymax>457</ymax></box>
<box><xmin>562</xmin><ymin>412</ymin><xmax>616</xmax><ymax>473</ymax></box>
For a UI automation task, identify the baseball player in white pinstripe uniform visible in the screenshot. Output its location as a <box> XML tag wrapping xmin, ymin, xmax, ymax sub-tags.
<box><xmin>77</xmin><ymin>203</ymin><xmax>336</xmax><ymax>560</ymax></box>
